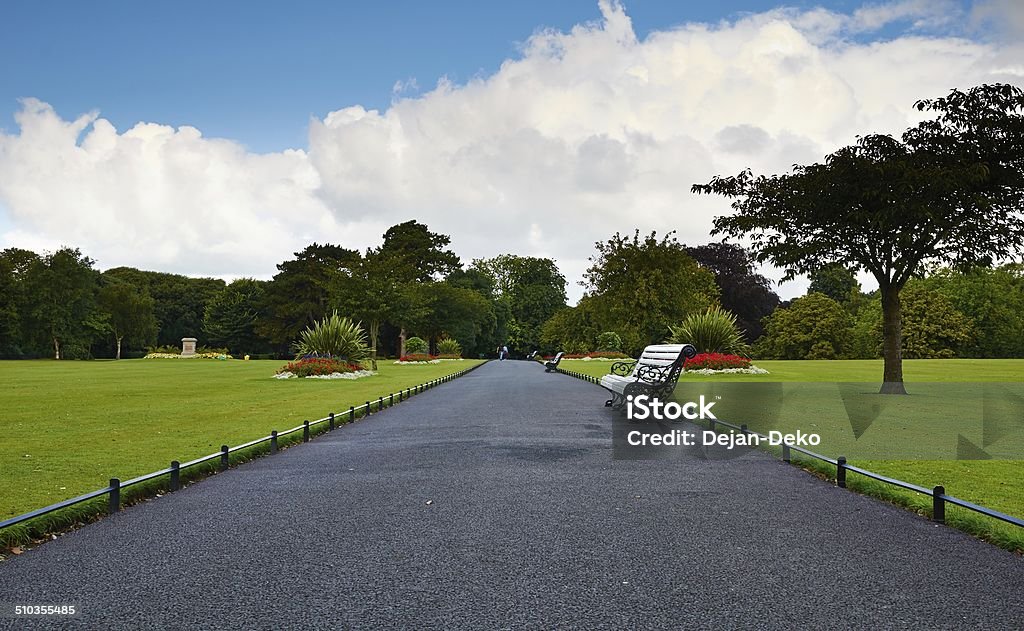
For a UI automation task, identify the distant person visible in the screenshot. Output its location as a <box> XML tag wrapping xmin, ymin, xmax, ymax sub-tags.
<box><xmin>501</xmin><ymin>345</ymin><xmax>509</xmax><ymax>361</ymax></box>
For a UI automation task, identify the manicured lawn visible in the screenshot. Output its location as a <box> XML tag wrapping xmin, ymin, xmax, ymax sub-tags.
<box><xmin>559</xmin><ymin>358</ymin><xmax>1024</xmax><ymax>548</ymax></box>
<box><xmin>0</xmin><ymin>359</ymin><xmax>483</xmax><ymax>520</ymax></box>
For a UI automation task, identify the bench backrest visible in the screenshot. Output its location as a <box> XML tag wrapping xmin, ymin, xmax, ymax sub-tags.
<box><xmin>630</xmin><ymin>344</ymin><xmax>687</xmax><ymax>374</ymax></box>
<box><xmin>550</xmin><ymin>352</ymin><xmax>564</xmax><ymax>363</ymax></box>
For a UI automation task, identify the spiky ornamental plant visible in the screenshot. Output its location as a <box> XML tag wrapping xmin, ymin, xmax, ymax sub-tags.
<box><xmin>667</xmin><ymin>306</ymin><xmax>750</xmax><ymax>356</ymax></box>
<box><xmin>436</xmin><ymin>337</ymin><xmax>462</xmax><ymax>356</ymax></box>
<box><xmin>292</xmin><ymin>311</ymin><xmax>369</xmax><ymax>363</ymax></box>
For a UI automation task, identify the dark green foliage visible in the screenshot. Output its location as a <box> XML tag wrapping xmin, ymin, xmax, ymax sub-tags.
<box><xmin>686</xmin><ymin>242</ymin><xmax>780</xmax><ymax>341</ymax></box>
<box><xmin>848</xmin><ymin>283</ymin><xmax>975</xmax><ymax>359</ymax></box>
<box><xmin>380</xmin><ymin>220</ymin><xmax>461</xmax><ymax>282</ymax></box>
<box><xmin>583</xmin><ymin>230</ymin><xmax>718</xmax><ymax>355</ymax></box>
<box><xmin>540</xmin><ymin>299</ymin><xmax>602</xmax><ymax>354</ymax></box>
<box><xmin>97</xmin><ymin>278</ymin><xmax>158</xmax><ymax>359</ymax></box>
<box><xmin>256</xmin><ymin>243</ymin><xmax>360</xmax><ymax>349</ymax></box>
<box><xmin>203</xmin><ymin>278</ymin><xmax>268</xmax><ymax>355</ymax></box>
<box><xmin>21</xmin><ymin>247</ymin><xmax>104</xmax><ymax>359</ymax></box>
<box><xmin>921</xmin><ymin>265</ymin><xmax>1024</xmax><ymax>358</ymax></box>
<box><xmin>755</xmin><ymin>293</ymin><xmax>853</xmax><ymax>360</ymax></box>
<box><xmin>808</xmin><ymin>263</ymin><xmax>861</xmax><ymax>303</ymax></box>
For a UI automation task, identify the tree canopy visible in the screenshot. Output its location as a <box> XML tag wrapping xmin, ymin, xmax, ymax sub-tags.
<box><xmin>694</xmin><ymin>84</ymin><xmax>1024</xmax><ymax>392</ymax></box>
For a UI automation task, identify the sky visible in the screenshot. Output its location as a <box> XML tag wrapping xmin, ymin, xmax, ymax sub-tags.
<box><xmin>1</xmin><ymin>0</ymin><xmax>1022</xmax><ymax>302</ymax></box>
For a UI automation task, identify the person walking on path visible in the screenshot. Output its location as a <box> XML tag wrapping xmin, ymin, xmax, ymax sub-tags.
<box><xmin>501</xmin><ymin>345</ymin><xmax>509</xmax><ymax>360</ymax></box>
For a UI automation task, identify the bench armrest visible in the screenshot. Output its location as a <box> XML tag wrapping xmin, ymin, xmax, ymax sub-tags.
<box><xmin>609</xmin><ymin>361</ymin><xmax>637</xmax><ymax>376</ymax></box>
<box><xmin>636</xmin><ymin>364</ymin><xmax>670</xmax><ymax>384</ymax></box>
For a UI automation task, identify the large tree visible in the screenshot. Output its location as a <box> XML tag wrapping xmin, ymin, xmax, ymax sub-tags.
<box><xmin>380</xmin><ymin>220</ymin><xmax>461</xmax><ymax>282</ymax></box>
<box><xmin>470</xmin><ymin>255</ymin><xmax>567</xmax><ymax>353</ymax></box>
<box><xmin>203</xmin><ymin>278</ymin><xmax>268</xmax><ymax>355</ymax></box>
<box><xmin>0</xmin><ymin>248</ymin><xmax>38</xmax><ymax>358</ymax></box>
<box><xmin>22</xmin><ymin>248</ymin><xmax>103</xmax><ymax>359</ymax></box>
<box><xmin>694</xmin><ymin>84</ymin><xmax>1024</xmax><ymax>393</ymax></box>
<box><xmin>98</xmin><ymin>279</ymin><xmax>159</xmax><ymax>359</ymax></box>
<box><xmin>583</xmin><ymin>230</ymin><xmax>718</xmax><ymax>355</ymax></box>
<box><xmin>256</xmin><ymin>243</ymin><xmax>360</xmax><ymax>349</ymax></box>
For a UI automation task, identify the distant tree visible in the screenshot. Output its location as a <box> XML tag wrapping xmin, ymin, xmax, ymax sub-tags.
<box><xmin>922</xmin><ymin>265</ymin><xmax>1024</xmax><ymax>358</ymax></box>
<box><xmin>808</xmin><ymin>263</ymin><xmax>861</xmax><ymax>304</ymax></box>
<box><xmin>203</xmin><ymin>278</ymin><xmax>268</xmax><ymax>355</ymax></box>
<box><xmin>583</xmin><ymin>230</ymin><xmax>718</xmax><ymax>354</ymax></box>
<box><xmin>686</xmin><ymin>242</ymin><xmax>780</xmax><ymax>341</ymax></box>
<box><xmin>540</xmin><ymin>298</ymin><xmax>602</xmax><ymax>355</ymax></box>
<box><xmin>256</xmin><ymin>243</ymin><xmax>360</xmax><ymax>349</ymax></box>
<box><xmin>97</xmin><ymin>280</ymin><xmax>158</xmax><ymax>359</ymax></box>
<box><xmin>471</xmin><ymin>255</ymin><xmax>567</xmax><ymax>353</ymax></box>
<box><xmin>695</xmin><ymin>84</ymin><xmax>1024</xmax><ymax>393</ymax></box>
<box><xmin>22</xmin><ymin>247</ymin><xmax>103</xmax><ymax>359</ymax></box>
<box><xmin>380</xmin><ymin>220</ymin><xmax>462</xmax><ymax>282</ymax></box>
<box><xmin>755</xmin><ymin>293</ymin><xmax>852</xmax><ymax>360</ymax></box>
<box><xmin>105</xmin><ymin>267</ymin><xmax>225</xmax><ymax>347</ymax></box>
<box><xmin>0</xmin><ymin>248</ymin><xmax>38</xmax><ymax>357</ymax></box>
<box><xmin>848</xmin><ymin>283</ymin><xmax>975</xmax><ymax>359</ymax></box>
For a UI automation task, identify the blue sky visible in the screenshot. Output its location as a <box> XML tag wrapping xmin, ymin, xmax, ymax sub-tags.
<box><xmin>4</xmin><ymin>0</ymin><xmax>895</xmax><ymax>153</ymax></box>
<box><xmin>0</xmin><ymin>0</ymin><xmax>1020</xmax><ymax>300</ymax></box>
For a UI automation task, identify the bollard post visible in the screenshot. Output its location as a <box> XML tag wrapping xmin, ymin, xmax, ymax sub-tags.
<box><xmin>390</xmin><ymin>393</ymin><xmax>394</xmax><ymax>406</ymax></box>
<box><xmin>741</xmin><ymin>424</ymin><xmax>748</xmax><ymax>436</ymax></box>
<box><xmin>378</xmin><ymin>396</ymin><xmax>383</xmax><ymax>411</ymax></box>
<box><xmin>303</xmin><ymin>421</ymin><xmax>310</xmax><ymax>442</ymax></box>
<box><xmin>108</xmin><ymin>478</ymin><xmax>120</xmax><ymax>514</ymax></box>
<box><xmin>709</xmin><ymin>418</ymin><xmax>716</xmax><ymax>432</ymax></box>
<box><xmin>349</xmin><ymin>406</ymin><xmax>355</xmax><ymax>423</ymax></box>
<box><xmin>365</xmin><ymin>401</ymin><xmax>370</xmax><ymax>415</ymax></box>
<box><xmin>837</xmin><ymin>456</ymin><xmax>847</xmax><ymax>488</ymax></box>
<box><xmin>782</xmin><ymin>443</ymin><xmax>791</xmax><ymax>463</ymax></box>
<box><xmin>170</xmin><ymin>461</ymin><xmax>180</xmax><ymax>491</ymax></box>
<box><xmin>220</xmin><ymin>445</ymin><xmax>229</xmax><ymax>471</ymax></box>
<box><xmin>271</xmin><ymin>431</ymin><xmax>278</xmax><ymax>453</ymax></box>
<box><xmin>933</xmin><ymin>485</ymin><xmax>946</xmax><ymax>523</ymax></box>
<box><xmin>329</xmin><ymin>412</ymin><xmax>335</xmax><ymax>431</ymax></box>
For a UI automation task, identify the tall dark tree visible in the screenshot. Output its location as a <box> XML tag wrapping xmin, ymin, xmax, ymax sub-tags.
<box><xmin>0</xmin><ymin>248</ymin><xmax>38</xmax><ymax>357</ymax></box>
<box><xmin>380</xmin><ymin>220</ymin><xmax>461</xmax><ymax>282</ymax></box>
<box><xmin>694</xmin><ymin>84</ymin><xmax>1024</xmax><ymax>393</ymax></box>
<box><xmin>686</xmin><ymin>242</ymin><xmax>780</xmax><ymax>341</ymax></box>
<box><xmin>471</xmin><ymin>255</ymin><xmax>567</xmax><ymax>353</ymax></box>
<box><xmin>256</xmin><ymin>243</ymin><xmax>360</xmax><ymax>349</ymax></box>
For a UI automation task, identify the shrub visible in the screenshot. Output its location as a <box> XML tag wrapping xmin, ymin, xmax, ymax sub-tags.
<box><xmin>405</xmin><ymin>337</ymin><xmax>429</xmax><ymax>355</ymax></box>
<box><xmin>276</xmin><ymin>357</ymin><xmax>362</xmax><ymax>377</ymax></box>
<box><xmin>668</xmin><ymin>306</ymin><xmax>749</xmax><ymax>356</ymax></box>
<box><xmin>292</xmin><ymin>311</ymin><xmax>369</xmax><ymax>363</ymax></box>
<box><xmin>684</xmin><ymin>353</ymin><xmax>752</xmax><ymax>370</ymax></box>
<box><xmin>595</xmin><ymin>332</ymin><xmax>623</xmax><ymax>352</ymax></box>
<box><xmin>436</xmin><ymin>337</ymin><xmax>461</xmax><ymax>357</ymax></box>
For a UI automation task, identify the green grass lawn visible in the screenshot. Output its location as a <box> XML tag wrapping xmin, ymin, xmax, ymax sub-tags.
<box><xmin>561</xmin><ymin>358</ymin><xmax>1024</xmax><ymax>550</ymax></box>
<box><xmin>0</xmin><ymin>359</ymin><xmax>483</xmax><ymax>520</ymax></box>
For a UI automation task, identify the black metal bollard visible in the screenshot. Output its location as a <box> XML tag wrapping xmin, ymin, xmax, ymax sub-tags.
<box><xmin>378</xmin><ymin>396</ymin><xmax>383</xmax><ymax>411</ymax></box>
<box><xmin>837</xmin><ymin>456</ymin><xmax>847</xmax><ymax>488</ymax></box>
<box><xmin>365</xmin><ymin>401</ymin><xmax>370</xmax><ymax>415</ymax></box>
<box><xmin>782</xmin><ymin>443</ymin><xmax>791</xmax><ymax>463</ymax></box>
<box><xmin>329</xmin><ymin>413</ymin><xmax>335</xmax><ymax>431</ymax></box>
<box><xmin>390</xmin><ymin>393</ymin><xmax>394</xmax><ymax>406</ymax></box>
<box><xmin>933</xmin><ymin>485</ymin><xmax>946</xmax><ymax>523</ymax></box>
<box><xmin>303</xmin><ymin>421</ymin><xmax>310</xmax><ymax>442</ymax></box>
<box><xmin>709</xmin><ymin>418</ymin><xmax>716</xmax><ymax>432</ymax></box>
<box><xmin>741</xmin><ymin>424</ymin><xmax>749</xmax><ymax>436</ymax></box>
<box><xmin>170</xmin><ymin>461</ymin><xmax>180</xmax><ymax>491</ymax></box>
<box><xmin>220</xmin><ymin>445</ymin><xmax>229</xmax><ymax>471</ymax></box>
<box><xmin>108</xmin><ymin>478</ymin><xmax>120</xmax><ymax>514</ymax></box>
<box><xmin>271</xmin><ymin>431</ymin><xmax>278</xmax><ymax>453</ymax></box>
<box><xmin>349</xmin><ymin>406</ymin><xmax>355</xmax><ymax>423</ymax></box>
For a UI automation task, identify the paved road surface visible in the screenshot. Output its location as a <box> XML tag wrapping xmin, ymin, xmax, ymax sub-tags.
<box><xmin>1</xmin><ymin>360</ymin><xmax>1021</xmax><ymax>629</ymax></box>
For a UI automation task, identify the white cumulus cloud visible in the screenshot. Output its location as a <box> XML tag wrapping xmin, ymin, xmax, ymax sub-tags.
<box><xmin>1</xmin><ymin>1</ymin><xmax>1022</xmax><ymax>300</ymax></box>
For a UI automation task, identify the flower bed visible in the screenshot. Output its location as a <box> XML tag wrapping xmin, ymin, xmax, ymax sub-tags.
<box><xmin>683</xmin><ymin>353</ymin><xmax>769</xmax><ymax>375</ymax></box>
<box><xmin>395</xmin><ymin>353</ymin><xmax>439</xmax><ymax>364</ymax></box>
<box><xmin>275</xmin><ymin>357</ymin><xmax>366</xmax><ymax>378</ymax></box>
<box><xmin>144</xmin><ymin>352</ymin><xmax>231</xmax><ymax>360</ymax></box>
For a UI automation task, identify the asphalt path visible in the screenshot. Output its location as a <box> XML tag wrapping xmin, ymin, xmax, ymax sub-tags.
<box><xmin>0</xmin><ymin>360</ymin><xmax>1021</xmax><ymax>630</ymax></box>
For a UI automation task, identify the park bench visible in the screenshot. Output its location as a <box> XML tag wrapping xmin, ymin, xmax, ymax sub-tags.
<box><xmin>544</xmin><ymin>352</ymin><xmax>564</xmax><ymax>372</ymax></box>
<box><xmin>526</xmin><ymin>351</ymin><xmax>538</xmax><ymax>360</ymax></box>
<box><xmin>599</xmin><ymin>344</ymin><xmax>698</xmax><ymax>410</ymax></box>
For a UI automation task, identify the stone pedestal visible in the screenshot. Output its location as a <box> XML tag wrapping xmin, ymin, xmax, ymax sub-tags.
<box><xmin>181</xmin><ymin>338</ymin><xmax>197</xmax><ymax>357</ymax></box>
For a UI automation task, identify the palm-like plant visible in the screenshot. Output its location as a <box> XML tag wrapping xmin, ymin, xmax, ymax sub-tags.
<box><xmin>437</xmin><ymin>337</ymin><xmax>462</xmax><ymax>356</ymax></box>
<box><xmin>667</xmin><ymin>306</ymin><xmax>750</xmax><ymax>356</ymax></box>
<box><xmin>292</xmin><ymin>311</ymin><xmax>369</xmax><ymax>363</ymax></box>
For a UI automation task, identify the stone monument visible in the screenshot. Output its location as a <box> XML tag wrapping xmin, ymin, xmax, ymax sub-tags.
<box><xmin>181</xmin><ymin>338</ymin><xmax>197</xmax><ymax>357</ymax></box>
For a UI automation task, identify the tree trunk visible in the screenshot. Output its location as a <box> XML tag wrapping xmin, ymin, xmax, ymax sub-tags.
<box><xmin>53</xmin><ymin>337</ymin><xmax>61</xmax><ymax>360</ymax></box>
<box><xmin>399</xmin><ymin>328</ymin><xmax>407</xmax><ymax>359</ymax></box>
<box><xmin>879</xmin><ymin>285</ymin><xmax>907</xmax><ymax>394</ymax></box>
<box><xmin>370</xmin><ymin>320</ymin><xmax>380</xmax><ymax>371</ymax></box>
<box><xmin>116</xmin><ymin>336</ymin><xmax>123</xmax><ymax>360</ymax></box>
